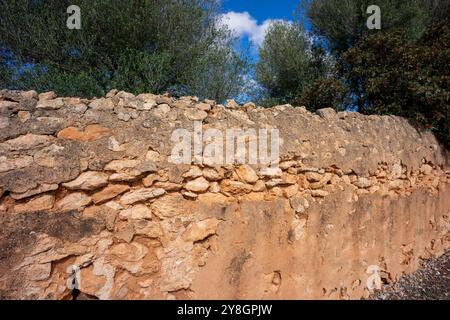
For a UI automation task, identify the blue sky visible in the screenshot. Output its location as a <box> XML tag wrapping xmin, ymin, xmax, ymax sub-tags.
<box><xmin>222</xmin><ymin>0</ymin><xmax>300</xmax><ymax>22</ymax></box>
<box><xmin>218</xmin><ymin>1</ymin><xmax>306</xmax><ymax>100</ymax></box>
<box><xmin>219</xmin><ymin>0</ymin><xmax>308</xmax><ymax>60</ymax></box>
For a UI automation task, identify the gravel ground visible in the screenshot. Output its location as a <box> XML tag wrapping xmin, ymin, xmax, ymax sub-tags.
<box><xmin>370</xmin><ymin>251</ymin><xmax>450</xmax><ymax>300</ymax></box>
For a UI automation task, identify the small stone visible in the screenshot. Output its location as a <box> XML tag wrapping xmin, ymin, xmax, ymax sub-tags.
<box><xmin>420</xmin><ymin>164</ymin><xmax>433</xmax><ymax>175</ymax></box>
<box><xmin>0</xmin><ymin>155</ymin><xmax>33</xmax><ymax>173</ymax></box>
<box><xmin>195</xmin><ymin>102</ymin><xmax>211</xmax><ymax>112</ymax></box>
<box><xmin>105</xmin><ymin>201</ymin><xmax>123</xmax><ymax>211</ymax></box>
<box><xmin>279</xmin><ymin>161</ymin><xmax>297</xmax><ymax>170</ymax></box>
<box><xmin>117</xmin><ymin>112</ymin><xmax>130</xmax><ymax>122</ymax></box>
<box><xmin>181</xmin><ymin>190</ymin><xmax>198</xmax><ymax>199</ymax></box>
<box><xmin>290</xmin><ymin>195</ymin><xmax>309</xmax><ymax>213</ymax></box>
<box><xmin>0</xmin><ymin>100</ymin><xmax>18</xmax><ymax>112</ymax></box>
<box><xmin>133</xmin><ymin>220</ymin><xmax>163</xmax><ymax>238</ymax></box>
<box><xmin>291</xmin><ymin>216</ymin><xmax>307</xmax><ymax>241</ymax></box>
<box><xmin>130</xmin><ymin>110</ymin><xmax>139</xmax><ymax>120</ymax></box>
<box><xmin>182</xmin><ymin>218</ymin><xmax>222</xmax><ymax>242</ymax></box>
<box><xmin>107</xmin><ymin>137</ymin><xmax>125</xmax><ymax>152</ymax></box>
<box><xmin>204</xmin><ymin>99</ymin><xmax>216</xmax><ymax>106</ymax></box>
<box><xmin>185</xmin><ymin>177</ymin><xmax>210</xmax><ymax>193</ymax></box>
<box><xmin>115</xmin><ymin>223</ymin><xmax>135</xmax><ymax>242</ymax></box>
<box><xmin>11</xmin><ymin>184</ymin><xmax>59</xmax><ymax>200</ymax></box>
<box><xmin>17</xmin><ymin>111</ymin><xmax>31</xmax><ymax>123</ymax></box>
<box><xmin>57</xmin><ymin>125</ymin><xmax>110</xmax><ymax>142</ymax></box>
<box><xmin>220</xmin><ymin>179</ymin><xmax>252</xmax><ymax>195</ymax></box>
<box><xmin>389</xmin><ymin>179</ymin><xmax>403</xmax><ymax>190</ymax></box>
<box><xmin>281</xmin><ymin>173</ymin><xmax>298</xmax><ymax>185</ymax></box>
<box><xmin>252</xmin><ymin>180</ymin><xmax>266</xmax><ymax>192</ymax></box>
<box><xmin>3</xmin><ymin>134</ymin><xmax>53</xmax><ymax>151</ymax></box>
<box><xmin>38</xmin><ymin>91</ymin><xmax>56</xmax><ymax>100</ymax></box>
<box><xmin>64</xmin><ymin>97</ymin><xmax>82</xmax><ymax>105</ymax></box>
<box><xmin>109</xmin><ymin>242</ymin><xmax>148</xmax><ymax>262</ymax></box>
<box><xmin>265</xmin><ymin>179</ymin><xmax>284</xmax><ymax>188</ymax></box>
<box><xmin>120</xmin><ymin>188</ymin><xmax>165</xmax><ymax>205</ymax></box>
<box><xmin>56</xmin><ymin>193</ymin><xmax>92</xmax><ymax>211</ymax></box>
<box><xmin>36</xmin><ymin>98</ymin><xmax>64</xmax><ymax>110</ymax></box>
<box><xmin>116</xmin><ymin>91</ymin><xmax>135</xmax><ymax>99</ymax></box>
<box><xmin>92</xmin><ymin>184</ymin><xmax>130</xmax><ymax>204</ymax></box>
<box><xmin>89</xmin><ymin>98</ymin><xmax>115</xmax><ymax>110</ymax></box>
<box><xmin>151</xmin><ymin>193</ymin><xmax>188</xmax><ymax>218</ymax></box>
<box><xmin>106</xmin><ymin>89</ymin><xmax>118</xmax><ymax>97</ymax></box>
<box><xmin>109</xmin><ymin>173</ymin><xmax>140</xmax><ymax>182</ymax></box>
<box><xmin>105</xmin><ymin>159</ymin><xmax>141</xmax><ymax>172</ymax></box>
<box><xmin>391</xmin><ymin>163</ymin><xmax>402</xmax><ymax>179</ymax></box>
<box><xmin>259</xmin><ymin>167</ymin><xmax>282</xmax><ymax>178</ymax></box>
<box><xmin>120</xmin><ymin>204</ymin><xmax>152</xmax><ymax>220</ymax></box>
<box><xmin>142</xmin><ymin>121</ymin><xmax>152</xmax><ymax>128</ymax></box>
<box><xmin>185</xmin><ymin>109</ymin><xmax>208</xmax><ymax>121</ymax></box>
<box><xmin>305</xmin><ymin>172</ymin><xmax>322</xmax><ymax>182</ymax></box>
<box><xmin>153</xmin><ymin>104</ymin><xmax>171</xmax><ymax>117</ymax></box>
<box><xmin>118</xmin><ymin>97</ymin><xmax>141</xmax><ymax>110</ymax></box>
<box><xmin>146</xmin><ymin>150</ymin><xmax>161</xmax><ymax>162</ymax></box>
<box><xmin>341</xmin><ymin>175</ymin><xmax>351</xmax><ymax>184</ymax></box>
<box><xmin>140</xmin><ymin>100</ymin><xmax>157</xmax><ymax>110</ymax></box>
<box><xmin>14</xmin><ymin>195</ymin><xmax>55</xmax><ymax>213</ymax></box>
<box><xmin>155</xmin><ymin>96</ymin><xmax>173</xmax><ymax>105</ymax></box>
<box><xmin>283</xmin><ymin>185</ymin><xmax>299</xmax><ymax>198</ymax></box>
<box><xmin>21</xmin><ymin>90</ymin><xmax>38</xmax><ymax>100</ymax></box>
<box><xmin>297</xmin><ymin>167</ymin><xmax>319</xmax><ymax>173</ymax></box>
<box><xmin>142</xmin><ymin>173</ymin><xmax>167</xmax><ymax>187</ymax></box>
<box><xmin>137</xmin><ymin>161</ymin><xmax>157</xmax><ymax>174</ymax></box>
<box><xmin>172</xmin><ymin>99</ymin><xmax>192</xmax><ymax>109</ymax></box>
<box><xmin>153</xmin><ymin>182</ymin><xmax>182</xmax><ymax>191</ymax></box>
<box><xmin>30</xmin><ymin>117</ymin><xmax>65</xmax><ymax>135</ymax></box>
<box><xmin>26</xmin><ymin>263</ymin><xmax>52</xmax><ymax>281</ymax></box>
<box><xmin>236</xmin><ymin>165</ymin><xmax>259</xmax><ymax>183</ymax></box>
<box><xmin>107</xmin><ymin>160</ymin><xmax>156</xmax><ymax>181</ymax></box>
<box><xmin>202</xmin><ymin>168</ymin><xmax>223</xmax><ymax>181</ymax></box>
<box><xmin>62</xmin><ymin>171</ymin><xmax>109</xmax><ymax>191</ymax></box>
<box><xmin>183</xmin><ymin>166</ymin><xmax>203</xmax><ymax>179</ymax></box>
<box><xmin>226</xmin><ymin>99</ymin><xmax>239</xmax><ymax>109</ymax></box>
<box><xmin>137</xmin><ymin>93</ymin><xmax>157</xmax><ymax>105</ymax></box>
<box><xmin>243</xmin><ymin>102</ymin><xmax>256</xmax><ymax>111</ymax></box>
<box><xmin>316</xmin><ymin>108</ymin><xmax>336</xmax><ymax>119</ymax></box>
<box><xmin>209</xmin><ymin>182</ymin><xmax>220</xmax><ymax>193</ymax></box>
<box><xmin>353</xmin><ymin>177</ymin><xmax>372</xmax><ymax>189</ymax></box>
<box><xmin>310</xmin><ymin>190</ymin><xmax>329</xmax><ymax>197</ymax></box>
<box><xmin>0</xmin><ymin>116</ymin><xmax>9</xmax><ymax>129</ymax></box>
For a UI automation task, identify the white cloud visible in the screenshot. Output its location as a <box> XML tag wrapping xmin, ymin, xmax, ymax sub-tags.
<box><xmin>219</xmin><ymin>11</ymin><xmax>286</xmax><ymax>46</ymax></box>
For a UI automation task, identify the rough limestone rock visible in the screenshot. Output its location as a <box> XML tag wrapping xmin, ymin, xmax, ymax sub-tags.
<box><xmin>185</xmin><ymin>177</ymin><xmax>210</xmax><ymax>193</ymax></box>
<box><xmin>62</xmin><ymin>171</ymin><xmax>109</xmax><ymax>191</ymax></box>
<box><xmin>0</xmin><ymin>89</ymin><xmax>449</xmax><ymax>300</ymax></box>
<box><xmin>235</xmin><ymin>165</ymin><xmax>259</xmax><ymax>183</ymax></box>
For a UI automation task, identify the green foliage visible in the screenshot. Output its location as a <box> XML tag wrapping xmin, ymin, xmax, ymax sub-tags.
<box><xmin>293</xmin><ymin>77</ymin><xmax>348</xmax><ymax>111</ymax></box>
<box><xmin>109</xmin><ymin>49</ymin><xmax>172</xmax><ymax>95</ymax></box>
<box><xmin>298</xmin><ymin>0</ymin><xmax>449</xmax><ymax>147</ymax></box>
<box><xmin>255</xmin><ymin>21</ymin><xmax>333</xmax><ymax>106</ymax></box>
<box><xmin>255</xmin><ymin>21</ymin><xmax>347</xmax><ymax>110</ymax></box>
<box><xmin>341</xmin><ymin>24</ymin><xmax>450</xmax><ymax>146</ymax></box>
<box><xmin>303</xmin><ymin>0</ymin><xmax>438</xmax><ymax>55</ymax></box>
<box><xmin>0</xmin><ymin>0</ymin><xmax>248</xmax><ymax>101</ymax></box>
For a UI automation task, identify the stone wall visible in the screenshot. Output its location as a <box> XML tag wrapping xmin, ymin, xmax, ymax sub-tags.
<box><xmin>0</xmin><ymin>89</ymin><xmax>449</xmax><ymax>299</ymax></box>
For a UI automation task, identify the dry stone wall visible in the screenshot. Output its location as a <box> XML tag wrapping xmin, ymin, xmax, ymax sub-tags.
<box><xmin>0</xmin><ymin>89</ymin><xmax>449</xmax><ymax>299</ymax></box>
